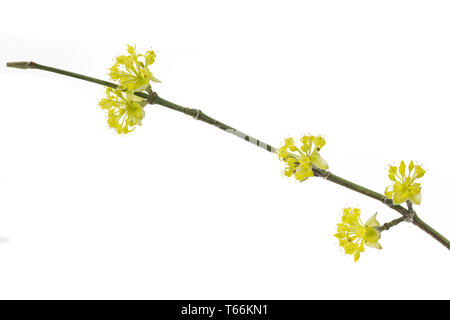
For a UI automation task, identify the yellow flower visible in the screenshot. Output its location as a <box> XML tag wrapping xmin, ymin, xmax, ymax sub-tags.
<box><xmin>384</xmin><ymin>161</ymin><xmax>425</xmax><ymax>205</ymax></box>
<box><xmin>99</xmin><ymin>88</ymin><xmax>146</xmax><ymax>134</ymax></box>
<box><xmin>278</xmin><ymin>135</ymin><xmax>328</xmax><ymax>181</ymax></box>
<box><xmin>109</xmin><ymin>45</ymin><xmax>160</xmax><ymax>92</ymax></box>
<box><xmin>335</xmin><ymin>208</ymin><xmax>382</xmax><ymax>262</ymax></box>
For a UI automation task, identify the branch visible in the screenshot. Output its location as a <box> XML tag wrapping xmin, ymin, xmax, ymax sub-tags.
<box><xmin>7</xmin><ymin>61</ymin><xmax>450</xmax><ymax>251</ymax></box>
<box><xmin>377</xmin><ymin>216</ymin><xmax>406</xmax><ymax>232</ymax></box>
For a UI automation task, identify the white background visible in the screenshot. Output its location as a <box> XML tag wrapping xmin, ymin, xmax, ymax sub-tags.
<box><xmin>0</xmin><ymin>0</ymin><xmax>449</xmax><ymax>299</ymax></box>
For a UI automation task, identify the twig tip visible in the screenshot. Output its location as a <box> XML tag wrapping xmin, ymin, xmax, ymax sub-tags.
<box><xmin>6</xmin><ymin>61</ymin><xmax>32</xmax><ymax>69</ymax></box>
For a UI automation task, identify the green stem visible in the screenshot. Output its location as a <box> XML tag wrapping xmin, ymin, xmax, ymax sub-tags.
<box><xmin>312</xmin><ymin>168</ymin><xmax>409</xmax><ymax>215</ymax></box>
<box><xmin>412</xmin><ymin>215</ymin><xmax>450</xmax><ymax>249</ymax></box>
<box><xmin>152</xmin><ymin>95</ymin><xmax>276</xmax><ymax>152</ymax></box>
<box><xmin>7</xmin><ymin>61</ymin><xmax>450</xmax><ymax>251</ymax></box>
<box><xmin>6</xmin><ymin>61</ymin><xmax>151</xmax><ymax>101</ymax></box>
<box><xmin>377</xmin><ymin>216</ymin><xmax>406</xmax><ymax>232</ymax></box>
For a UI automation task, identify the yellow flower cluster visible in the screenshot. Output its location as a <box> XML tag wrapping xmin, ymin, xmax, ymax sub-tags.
<box><xmin>110</xmin><ymin>45</ymin><xmax>160</xmax><ymax>92</ymax></box>
<box><xmin>335</xmin><ymin>208</ymin><xmax>382</xmax><ymax>262</ymax></box>
<box><xmin>276</xmin><ymin>138</ymin><xmax>429</xmax><ymax>261</ymax></box>
<box><xmin>384</xmin><ymin>161</ymin><xmax>425</xmax><ymax>205</ymax></box>
<box><xmin>100</xmin><ymin>45</ymin><xmax>160</xmax><ymax>134</ymax></box>
<box><xmin>278</xmin><ymin>135</ymin><xmax>328</xmax><ymax>181</ymax></box>
<box><xmin>99</xmin><ymin>88</ymin><xmax>146</xmax><ymax>134</ymax></box>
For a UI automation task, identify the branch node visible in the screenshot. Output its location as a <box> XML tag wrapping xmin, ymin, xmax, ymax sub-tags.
<box><xmin>405</xmin><ymin>209</ymin><xmax>416</xmax><ymax>223</ymax></box>
<box><xmin>382</xmin><ymin>196</ymin><xmax>394</xmax><ymax>208</ymax></box>
<box><xmin>191</xmin><ymin>109</ymin><xmax>201</xmax><ymax>120</ymax></box>
<box><xmin>313</xmin><ymin>168</ymin><xmax>330</xmax><ymax>180</ymax></box>
<box><xmin>149</xmin><ymin>91</ymin><xmax>158</xmax><ymax>104</ymax></box>
<box><xmin>404</xmin><ymin>200</ymin><xmax>416</xmax><ymax>222</ymax></box>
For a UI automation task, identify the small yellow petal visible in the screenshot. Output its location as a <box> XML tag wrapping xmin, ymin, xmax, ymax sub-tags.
<box><xmin>408</xmin><ymin>161</ymin><xmax>414</xmax><ymax>173</ymax></box>
<box><xmin>389</xmin><ymin>166</ymin><xmax>397</xmax><ymax>176</ymax></box>
<box><xmin>366</xmin><ymin>241</ymin><xmax>382</xmax><ymax>250</ymax></box>
<box><xmin>365</xmin><ymin>213</ymin><xmax>380</xmax><ymax>228</ymax></box>
<box><xmin>415</xmin><ymin>165</ymin><xmax>426</xmax><ymax>178</ymax></box>
<box><xmin>399</xmin><ymin>160</ymin><xmax>406</xmax><ymax>177</ymax></box>
<box><xmin>311</xmin><ymin>154</ymin><xmax>329</xmax><ymax>170</ymax></box>
<box><xmin>393</xmin><ymin>189</ymin><xmax>408</xmax><ymax>204</ymax></box>
<box><xmin>409</xmin><ymin>191</ymin><xmax>422</xmax><ymax>205</ymax></box>
<box><xmin>384</xmin><ymin>186</ymin><xmax>393</xmax><ymax>199</ymax></box>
